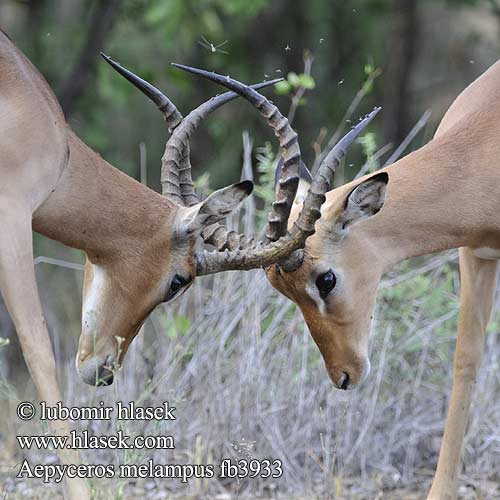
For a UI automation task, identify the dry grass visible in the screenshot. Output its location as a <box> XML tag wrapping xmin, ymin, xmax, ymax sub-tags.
<box><xmin>0</xmin><ymin>111</ymin><xmax>499</xmax><ymax>500</ymax></box>
<box><xmin>0</xmin><ymin>219</ymin><xmax>499</xmax><ymax>499</ymax></box>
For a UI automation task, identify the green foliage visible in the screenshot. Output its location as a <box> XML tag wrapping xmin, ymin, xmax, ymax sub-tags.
<box><xmin>253</xmin><ymin>141</ymin><xmax>278</xmax><ymax>230</ymax></box>
<box><xmin>274</xmin><ymin>72</ymin><xmax>316</xmax><ymax>95</ymax></box>
<box><xmin>358</xmin><ymin>131</ymin><xmax>378</xmax><ymax>172</ymax></box>
<box><xmin>444</xmin><ymin>0</ymin><xmax>482</xmax><ymax>6</ymax></box>
<box><xmin>380</xmin><ymin>261</ymin><xmax>459</xmax><ymax>367</ymax></box>
<box><xmin>217</xmin><ymin>0</ymin><xmax>270</xmax><ymax>17</ymax></box>
<box><xmin>163</xmin><ymin>314</ymin><xmax>191</xmax><ymax>339</ymax></box>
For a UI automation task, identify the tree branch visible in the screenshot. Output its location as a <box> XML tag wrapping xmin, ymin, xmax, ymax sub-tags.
<box><xmin>58</xmin><ymin>0</ymin><xmax>123</xmax><ymax>117</ymax></box>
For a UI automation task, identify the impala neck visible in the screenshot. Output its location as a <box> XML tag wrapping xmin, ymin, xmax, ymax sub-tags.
<box><xmin>32</xmin><ymin>130</ymin><xmax>174</xmax><ymax>260</ymax></box>
<box><xmin>358</xmin><ymin>113</ymin><xmax>499</xmax><ymax>273</ymax></box>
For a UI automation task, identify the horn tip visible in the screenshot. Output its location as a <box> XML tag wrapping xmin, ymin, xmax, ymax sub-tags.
<box><xmin>236</xmin><ymin>180</ymin><xmax>254</xmax><ymax>195</ymax></box>
<box><xmin>172</xmin><ymin>63</ymin><xmax>212</xmax><ymax>80</ymax></box>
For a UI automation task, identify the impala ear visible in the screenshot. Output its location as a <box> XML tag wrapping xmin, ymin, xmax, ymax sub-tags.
<box><xmin>274</xmin><ymin>157</ymin><xmax>312</xmax><ymax>205</ymax></box>
<box><xmin>182</xmin><ymin>180</ymin><xmax>253</xmax><ymax>233</ymax></box>
<box><xmin>337</xmin><ymin>172</ymin><xmax>388</xmax><ymax>230</ymax></box>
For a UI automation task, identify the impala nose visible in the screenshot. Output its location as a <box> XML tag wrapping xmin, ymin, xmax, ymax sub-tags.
<box><xmin>96</xmin><ymin>364</ymin><xmax>114</xmax><ymax>386</ymax></box>
<box><xmin>336</xmin><ymin>372</ymin><xmax>351</xmax><ymax>390</ymax></box>
<box><xmin>77</xmin><ymin>355</ymin><xmax>115</xmax><ymax>386</ymax></box>
<box><xmin>330</xmin><ymin>358</ymin><xmax>371</xmax><ymax>391</ymax></box>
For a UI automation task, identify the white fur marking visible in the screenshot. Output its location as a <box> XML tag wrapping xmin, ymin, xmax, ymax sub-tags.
<box><xmin>82</xmin><ymin>265</ymin><xmax>107</xmax><ymax>331</ymax></box>
<box><xmin>305</xmin><ymin>284</ymin><xmax>326</xmax><ymax>316</ymax></box>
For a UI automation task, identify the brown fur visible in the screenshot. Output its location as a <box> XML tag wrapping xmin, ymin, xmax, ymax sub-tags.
<box><xmin>0</xmin><ymin>29</ymin><xmax>250</xmax><ymax>388</ymax></box>
<box><xmin>267</xmin><ymin>60</ymin><xmax>500</xmax><ymax>500</ymax></box>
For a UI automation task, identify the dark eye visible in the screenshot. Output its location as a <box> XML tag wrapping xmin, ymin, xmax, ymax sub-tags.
<box><xmin>315</xmin><ymin>270</ymin><xmax>336</xmax><ymax>299</ymax></box>
<box><xmin>164</xmin><ymin>274</ymin><xmax>191</xmax><ymax>302</ymax></box>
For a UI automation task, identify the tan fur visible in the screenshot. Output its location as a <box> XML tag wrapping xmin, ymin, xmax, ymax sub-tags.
<box><xmin>0</xmin><ymin>30</ymin><xmax>248</xmax><ymax>500</ymax></box>
<box><xmin>267</xmin><ymin>60</ymin><xmax>500</xmax><ymax>499</ymax></box>
<box><xmin>32</xmin><ymin>131</ymin><xmax>198</xmax><ymax>372</ymax></box>
<box><xmin>0</xmin><ymin>30</ymin><xmax>251</xmax><ymax>387</ymax></box>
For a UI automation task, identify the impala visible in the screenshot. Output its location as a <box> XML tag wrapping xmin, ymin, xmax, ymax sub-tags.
<box><xmin>0</xmin><ymin>30</ymin><xmax>375</xmax><ymax>499</ymax></box>
<box><xmin>174</xmin><ymin>61</ymin><xmax>500</xmax><ymax>499</ymax></box>
<box><xmin>265</xmin><ymin>64</ymin><xmax>500</xmax><ymax>498</ymax></box>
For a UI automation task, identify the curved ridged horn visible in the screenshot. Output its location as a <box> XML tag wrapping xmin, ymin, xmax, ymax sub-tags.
<box><xmin>195</xmin><ymin>107</ymin><xmax>381</xmax><ymax>275</ymax></box>
<box><xmin>100</xmin><ymin>53</ymin><xmax>183</xmax><ymax>133</ymax></box>
<box><xmin>160</xmin><ymin>75</ymin><xmax>282</xmax><ymax>207</ymax></box>
<box><xmin>101</xmin><ymin>53</ymin><xmax>280</xmax><ymax>207</ymax></box>
<box><xmin>279</xmin><ymin>106</ymin><xmax>382</xmax><ymax>271</ymax></box>
<box><xmin>171</xmin><ymin>63</ymin><xmax>301</xmax><ymax>237</ymax></box>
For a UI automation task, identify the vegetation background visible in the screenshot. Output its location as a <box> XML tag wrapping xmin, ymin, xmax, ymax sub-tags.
<box><xmin>0</xmin><ymin>0</ymin><xmax>499</xmax><ymax>498</ymax></box>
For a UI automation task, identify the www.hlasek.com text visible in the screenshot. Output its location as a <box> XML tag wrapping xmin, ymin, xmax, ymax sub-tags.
<box><xmin>17</xmin><ymin>430</ymin><xmax>175</xmax><ymax>450</ymax></box>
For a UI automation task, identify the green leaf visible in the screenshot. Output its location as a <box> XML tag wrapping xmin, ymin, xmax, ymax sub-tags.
<box><xmin>287</xmin><ymin>72</ymin><xmax>300</xmax><ymax>87</ymax></box>
<box><xmin>181</xmin><ymin>351</ymin><xmax>193</xmax><ymax>367</ymax></box>
<box><xmin>274</xmin><ymin>80</ymin><xmax>291</xmax><ymax>94</ymax></box>
<box><xmin>165</xmin><ymin>314</ymin><xmax>191</xmax><ymax>339</ymax></box>
<box><xmin>144</xmin><ymin>2</ymin><xmax>171</xmax><ymax>25</ymax></box>
<box><xmin>297</xmin><ymin>73</ymin><xmax>315</xmax><ymax>89</ymax></box>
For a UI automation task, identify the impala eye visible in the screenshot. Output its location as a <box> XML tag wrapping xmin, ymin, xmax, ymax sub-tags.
<box><xmin>316</xmin><ymin>270</ymin><xmax>336</xmax><ymax>299</ymax></box>
<box><xmin>164</xmin><ymin>274</ymin><xmax>191</xmax><ymax>302</ymax></box>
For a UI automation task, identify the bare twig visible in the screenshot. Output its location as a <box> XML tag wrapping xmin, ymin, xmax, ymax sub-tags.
<box><xmin>287</xmin><ymin>50</ymin><xmax>314</xmax><ymax>126</ymax></box>
<box><xmin>355</xmin><ymin>143</ymin><xmax>393</xmax><ymax>179</ymax></box>
<box><xmin>139</xmin><ymin>142</ymin><xmax>147</xmax><ymax>185</ymax></box>
<box><xmin>384</xmin><ymin>109</ymin><xmax>431</xmax><ymax>166</ymax></box>
<box><xmin>312</xmin><ymin>68</ymin><xmax>381</xmax><ymax>174</ymax></box>
<box><xmin>58</xmin><ymin>0</ymin><xmax>123</xmax><ymax>116</ymax></box>
<box><xmin>240</xmin><ymin>131</ymin><xmax>255</xmax><ymax>237</ymax></box>
<box><xmin>34</xmin><ymin>256</ymin><xmax>85</xmax><ymax>271</ymax></box>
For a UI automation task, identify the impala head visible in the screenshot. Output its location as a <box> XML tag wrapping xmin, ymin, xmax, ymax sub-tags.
<box><xmin>161</xmin><ymin>63</ymin><xmax>382</xmax><ymax>392</ymax></box>
<box><xmin>267</xmin><ymin>171</ymin><xmax>389</xmax><ymax>390</ymax></box>
<box><xmin>76</xmin><ymin>180</ymin><xmax>253</xmax><ymax>386</ymax></box>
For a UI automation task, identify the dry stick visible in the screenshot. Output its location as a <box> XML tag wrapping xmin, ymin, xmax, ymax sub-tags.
<box><xmin>355</xmin><ymin>142</ymin><xmax>393</xmax><ymax>179</ymax></box>
<box><xmin>343</xmin><ymin>326</ymin><xmax>393</xmax><ymax>468</ymax></box>
<box><xmin>354</xmin><ymin>109</ymin><xmax>431</xmax><ymax>180</ymax></box>
<box><xmin>384</xmin><ymin>109</ymin><xmax>432</xmax><ymax>166</ymax></box>
<box><xmin>241</xmin><ymin>131</ymin><xmax>255</xmax><ymax>238</ymax></box>
<box><xmin>381</xmin><ymin>251</ymin><xmax>457</xmax><ymax>288</ymax></box>
<box><xmin>311</xmin><ymin>68</ymin><xmax>381</xmax><ymax>175</ymax></box>
<box><xmin>287</xmin><ymin>51</ymin><xmax>314</xmax><ymax>126</ymax></box>
<box><xmin>34</xmin><ymin>256</ymin><xmax>84</xmax><ymax>271</ymax></box>
<box><xmin>139</xmin><ymin>142</ymin><xmax>147</xmax><ymax>185</ymax></box>
<box><xmin>58</xmin><ymin>0</ymin><xmax>123</xmax><ymax>116</ymax></box>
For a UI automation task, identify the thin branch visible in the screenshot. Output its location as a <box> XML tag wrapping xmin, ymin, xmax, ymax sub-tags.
<box><xmin>34</xmin><ymin>256</ymin><xmax>84</xmax><ymax>271</ymax></box>
<box><xmin>287</xmin><ymin>50</ymin><xmax>314</xmax><ymax>126</ymax></box>
<box><xmin>383</xmin><ymin>109</ymin><xmax>431</xmax><ymax>166</ymax></box>
<box><xmin>354</xmin><ymin>142</ymin><xmax>393</xmax><ymax>179</ymax></box>
<box><xmin>240</xmin><ymin>131</ymin><xmax>255</xmax><ymax>238</ymax></box>
<box><xmin>58</xmin><ymin>0</ymin><xmax>123</xmax><ymax>116</ymax></box>
<box><xmin>312</xmin><ymin>68</ymin><xmax>381</xmax><ymax>174</ymax></box>
<box><xmin>139</xmin><ymin>142</ymin><xmax>147</xmax><ymax>185</ymax></box>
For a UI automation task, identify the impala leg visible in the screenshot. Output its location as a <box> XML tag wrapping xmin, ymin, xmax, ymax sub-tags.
<box><xmin>427</xmin><ymin>247</ymin><xmax>498</xmax><ymax>500</ymax></box>
<box><xmin>0</xmin><ymin>207</ymin><xmax>89</xmax><ymax>500</ymax></box>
